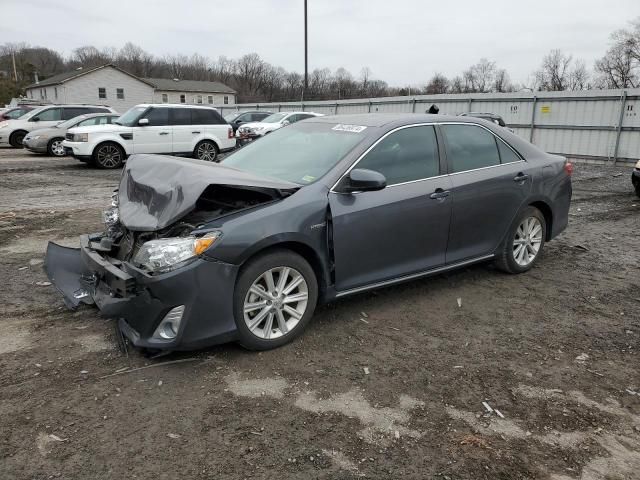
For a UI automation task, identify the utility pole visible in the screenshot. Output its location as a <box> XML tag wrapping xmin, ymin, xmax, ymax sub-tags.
<box><xmin>303</xmin><ymin>0</ymin><xmax>308</xmax><ymax>101</ymax></box>
<box><xmin>12</xmin><ymin>51</ymin><xmax>18</xmax><ymax>82</ymax></box>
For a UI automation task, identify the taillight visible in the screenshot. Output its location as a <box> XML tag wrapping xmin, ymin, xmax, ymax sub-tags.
<box><xmin>228</xmin><ymin>127</ymin><xmax>233</xmax><ymax>139</ymax></box>
<box><xmin>564</xmin><ymin>161</ymin><xmax>573</xmax><ymax>176</ymax></box>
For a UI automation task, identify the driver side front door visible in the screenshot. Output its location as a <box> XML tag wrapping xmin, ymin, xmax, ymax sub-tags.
<box><xmin>329</xmin><ymin>125</ymin><xmax>452</xmax><ymax>292</ymax></box>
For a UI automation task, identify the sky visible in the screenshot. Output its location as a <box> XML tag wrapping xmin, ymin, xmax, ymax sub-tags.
<box><xmin>2</xmin><ymin>0</ymin><xmax>638</xmax><ymax>87</ymax></box>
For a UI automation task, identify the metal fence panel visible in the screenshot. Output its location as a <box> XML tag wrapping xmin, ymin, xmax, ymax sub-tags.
<box><xmin>222</xmin><ymin>88</ymin><xmax>640</xmax><ymax>163</ymax></box>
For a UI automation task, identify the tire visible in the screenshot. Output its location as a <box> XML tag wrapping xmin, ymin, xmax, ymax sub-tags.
<box><xmin>494</xmin><ymin>206</ymin><xmax>547</xmax><ymax>274</ymax></box>
<box><xmin>194</xmin><ymin>140</ymin><xmax>218</xmax><ymax>162</ymax></box>
<box><xmin>9</xmin><ymin>130</ymin><xmax>27</xmax><ymax>148</ymax></box>
<box><xmin>47</xmin><ymin>137</ymin><xmax>66</xmax><ymax>157</ymax></box>
<box><xmin>92</xmin><ymin>142</ymin><xmax>124</xmax><ymax>169</ymax></box>
<box><xmin>233</xmin><ymin>249</ymin><xmax>318</xmax><ymax>350</ymax></box>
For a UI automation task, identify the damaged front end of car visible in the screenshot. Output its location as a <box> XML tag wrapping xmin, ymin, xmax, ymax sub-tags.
<box><xmin>44</xmin><ymin>154</ymin><xmax>299</xmax><ymax>351</ymax></box>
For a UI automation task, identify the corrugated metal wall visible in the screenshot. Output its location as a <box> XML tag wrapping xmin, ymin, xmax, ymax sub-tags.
<box><xmin>218</xmin><ymin>89</ymin><xmax>640</xmax><ymax>164</ymax></box>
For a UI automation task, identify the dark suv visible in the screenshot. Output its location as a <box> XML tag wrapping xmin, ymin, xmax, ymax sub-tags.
<box><xmin>224</xmin><ymin>110</ymin><xmax>273</xmax><ymax>133</ymax></box>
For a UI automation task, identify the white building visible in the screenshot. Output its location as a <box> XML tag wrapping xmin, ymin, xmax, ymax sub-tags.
<box><xmin>24</xmin><ymin>64</ymin><xmax>236</xmax><ymax>112</ymax></box>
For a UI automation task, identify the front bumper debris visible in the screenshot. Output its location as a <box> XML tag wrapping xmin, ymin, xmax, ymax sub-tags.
<box><xmin>45</xmin><ymin>233</ymin><xmax>241</xmax><ymax>350</ymax></box>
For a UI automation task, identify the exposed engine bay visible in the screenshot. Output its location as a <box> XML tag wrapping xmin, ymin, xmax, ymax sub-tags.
<box><xmin>102</xmin><ymin>184</ymin><xmax>290</xmax><ymax>265</ymax></box>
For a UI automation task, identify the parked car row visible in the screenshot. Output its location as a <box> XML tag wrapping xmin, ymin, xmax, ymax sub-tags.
<box><xmin>0</xmin><ymin>104</ymin><xmax>116</xmax><ymax>147</ymax></box>
<box><xmin>62</xmin><ymin>104</ymin><xmax>236</xmax><ymax>168</ymax></box>
<box><xmin>236</xmin><ymin>111</ymin><xmax>323</xmax><ymax>145</ymax></box>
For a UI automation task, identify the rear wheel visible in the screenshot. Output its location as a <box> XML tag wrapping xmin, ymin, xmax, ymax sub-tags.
<box><xmin>93</xmin><ymin>142</ymin><xmax>124</xmax><ymax>169</ymax></box>
<box><xmin>47</xmin><ymin>137</ymin><xmax>66</xmax><ymax>157</ymax></box>
<box><xmin>9</xmin><ymin>130</ymin><xmax>27</xmax><ymax>148</ymax></box>
<box><xmin>233</xmin><ymin>250</ymin><xmax>318</xmax><ymax>350</ymax></box>
<box><xmin>194</xmin><ymin>140</ymin><xmax>218</xmax><ymax>162</ymax></box>
<box><xmin>494</xmin><ymin>206</ymin><xmax>546</xmax><ymax>274</ymax></box>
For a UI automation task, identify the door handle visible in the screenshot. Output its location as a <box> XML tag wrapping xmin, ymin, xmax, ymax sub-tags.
<box><xmin>159</xmin><ymin>132</ymin><xmax>170</xmax><ymax>136</ymax></box>
<box><xmin>192</xmin><ymin>131</ymin><xmax>201</xmax><ymax>134</ymax></box>
<box><xmin>429</xmin><ymin>188</ymin><xmax>450</xmax><ymax>200</ymax></box>
<box><xmin>513</xmin><ymin>173</ymin><xmax>530</xmax><ymax>182</ymax></box>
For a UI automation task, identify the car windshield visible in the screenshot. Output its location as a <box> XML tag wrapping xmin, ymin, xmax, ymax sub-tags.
<box><xmin>56</xmin><ymin>115</ymin><xmax>89</xmax><ymax>129</ymax></box>
<box><xmin>261</xmin><ymin>113</ymin><xmax>288</xmax><ymax>123</ymax></box>
<box><xmin>115</xmin><ymin>106</ymin><xmax>147</xmax><ymax>126</ymax></box>
<box><xmin>224</xmin><ymin>112</ymin><xmax>241</xmax><ymax>121</ymax></box>
<box><xmin>222</xmin><ymin>122</ymin><xmax>367</xmax><ymax>185</ymax></box>
<box><xmin>6</xmin><ymin>109</ymin><xmax>31</xmax><ymax>119</ymax></box>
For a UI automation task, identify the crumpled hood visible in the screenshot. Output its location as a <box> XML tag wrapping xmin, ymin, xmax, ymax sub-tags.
<box><xmin>118</xmin><ymin>154</ymin><xmax>299</xmax><ymax>231</ymax></box>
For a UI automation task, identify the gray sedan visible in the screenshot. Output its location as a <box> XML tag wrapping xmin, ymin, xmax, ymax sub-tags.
<box><xmin>23</xmin><ymin>113</ymin><xmax>119</xmax><ymax>157</ymax></box>
<box><xmin>45</xmin><ymin>113</ymin><xmax>572</xmax><ymax>352</ymax></box>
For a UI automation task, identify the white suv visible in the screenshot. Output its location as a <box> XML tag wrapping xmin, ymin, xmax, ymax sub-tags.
<box><xmin>62</xmin><ymin>104</ymin><xmax>235</xmax><ymax>168</ymax></box>
<box><xmin>0</xmin><ymin>104</ymin><xmax>116</xmax><ymax>147</ymax></box>
<box><xmin>236</xmin><ymin>111</ymin><xmax>323</xmax><ymax>143</ymax></box>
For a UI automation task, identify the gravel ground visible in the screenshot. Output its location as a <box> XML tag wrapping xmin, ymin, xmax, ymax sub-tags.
<box><xmin>0</xmin><ymin>146</ymin><xmax>638</xmax><ymax>480</ymax></box>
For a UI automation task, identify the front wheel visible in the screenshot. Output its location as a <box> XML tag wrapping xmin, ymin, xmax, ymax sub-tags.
<box><xmin>47</xmin><ymin>137</ymin><xmax>66</xmax><ymax>157</ymax></box>
<box><xmin>494</xmin><ymin>206</ymin><xmax>546</xmax><ymax>274</ymax></box>
<box><xmin>93</xmin><ymin>142</ymin><xmax>124</xmax><ymax>169</ymax></box>
<box><xmin>233</xmin><ymin>250</ymin><xmax>318</xmax><ymax>350</ymax></box>
<box><xmin>194</xmin><ymin>140</ymin><xmax>218</xmax><ymax>162</ymax></box>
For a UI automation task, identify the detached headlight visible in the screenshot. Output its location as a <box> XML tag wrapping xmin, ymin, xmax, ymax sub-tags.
<box><xmin>73</xmin><ymin>133</ymin><xmax>88</xmax><ymax>142</ymax></box>
<box><xmin>133</xmin><ymin>231</ymin><xmax>221</xmax><ymax>273</ymax></box>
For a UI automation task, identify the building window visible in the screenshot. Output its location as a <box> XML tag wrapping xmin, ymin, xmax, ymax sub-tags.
<box><xmin>197</xmin><ymin>95</ymin><xmax>203</xmax><ymax>104</ymax></box>
<box><xmin>162</xmin><ymin>93</ymin><xmax>168</xmax><ymax>103</ymax></box>
<box><xmin>98</xmin><ymin>88</ymin><xmax>106</xmax><ymax>99</ymax></box>
<box><xmin>43</xmin><ymin>89</ymin><xmax>47</xmax><ymax>99</ymax></box>
<box><xmin>208</xmin><ymin>95</ymin><xmax>213</xmax><ymax>104</ymax></box>
<box><xmin>54</xmin><ymin>87</ymin><xmax>58</xmax><ymax>100</ymax></box>
<box><xmin>116</xmin><ymin>88</ymin><xmax>124</xmax><ymax>100</ymax></box>
<box><xmin>224</xmin><ymin>96</ymin><xmax>229</xmax><ymax>105</ymax></box>
<box><xmin>29</xmin><ymin>90</ymin><xmax>33</xmax><ymax>99</ymax></box>
<box><xmin>180</xmin><ymin>94</ymin><xmax>186</xmax><ymax>103</ymax></box>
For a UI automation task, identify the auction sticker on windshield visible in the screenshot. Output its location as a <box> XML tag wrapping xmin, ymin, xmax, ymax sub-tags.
<box><xmin>332</xmin><ymin>124</ymin><xmax>367</xmax><ymax>133</ymax></box>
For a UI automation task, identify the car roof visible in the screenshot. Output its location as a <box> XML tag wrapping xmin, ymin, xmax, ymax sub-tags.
<box><xmin>307</xmin><ymin>113</ymin><xmax>483</xmax><ymax>127</ymax></box>
<box><xmin>135</xmin><ymin>104</ymin><xmax>219</xmax><ymax>110</ymax></box>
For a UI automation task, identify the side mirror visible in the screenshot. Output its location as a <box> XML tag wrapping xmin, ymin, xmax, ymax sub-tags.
<box><xmin>31</xmin><ymin>116</ymin><xmax>40</xmax><ymax>122</ymax></box>
<box><xmin>340</xmin><ymin>168</ymin><xmax>387</xmax><ymax>193</ymax></box>
<box><xmin>138</xmin><ymin>118</ymin><xmax>149</xmax><ymax>126</ymax></box>
<box><xmin>281</xmin><ymin>120</ymin><xmax>290</xmax><ymax>126</ymax></box>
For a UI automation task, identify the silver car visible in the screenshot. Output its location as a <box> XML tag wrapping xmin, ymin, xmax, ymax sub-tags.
<box><xmin>23</xmin><ymin>113</ymin><xmax>119</xmax><ymax>157</ymax></box>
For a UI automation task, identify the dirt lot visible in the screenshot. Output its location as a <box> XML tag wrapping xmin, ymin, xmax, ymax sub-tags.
<box><xmin>0</xmin><ymin>146</ymin><xmax>638</xmax><ymax>480</ymax></box>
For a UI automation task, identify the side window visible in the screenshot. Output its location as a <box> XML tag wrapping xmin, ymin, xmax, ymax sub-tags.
<box><xmin>63</xmin><ymin>107</ymin><xmax>89</xmax><ymax>120</ymax></box>
<box><xmin>297</xmin><ymin>114</ymin><xmax>314</xmax><ymax>121</ymax></box>
<box><xmin>356</xmin><ymin>125</ymin><xmax>440</xmax><ymax>185</ymax></box>
<box><xmin>441</xmin><ymin>124</ymin><xmax>501</xmax><ymax>173</ymax></box>
<box><xmin>144</xmin><ymin>108</ymin><xmax>170</xmax><ymax>126</ymax></box>
<box><xmin>192</xmin><ymin>108</ymin><xmax>212</xmax><ymax>125</ymax></box>
<box><xmin>255</xmin><ymin>113</ymin><xmax>269</xmax><ymax>121</ymax></box>
<box><xmin>170</xmin><ymin>108</ymin><xmax>192</xmax><ymax>126</ymax></box>
<box><xmin>237</xmin><ymin>113</ymin><xmax>252</xmax><ymax>122</ymax></box>
<box><xmin>33</xmin><ymin>108</ymin><xmax>62</xmax><ymax>121</ymax></box>
<box><xmin>77</xmin><ymin>118</ymin><xmax>99</xmax><ymax>127</ymax></box>
<box><xmin>286</xmin><ymin>114</ymin><xmax>298</xmax><ymax>123</ymax></box>
<box><xmin>497</xmin><ymin>139</ymin><xmax>521</xmax><ymax>164</ymax></box>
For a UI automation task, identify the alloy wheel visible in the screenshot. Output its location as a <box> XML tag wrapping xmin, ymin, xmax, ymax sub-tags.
<box><xmin>243</xmin><ymin>267</ymin><xmax>309</xmax><ymax>340</ymax></box>
<box><xmin>51</xmin><ymin>139</ymin><xmax>65</xmax><ymax>157</ymax></box>
<box><xmin>96</xmin><ymin>145</ymin><xmax>122</xmax><ymax>168</ymax></box>
<box><xmin>513</xmin><ymin>217</ymin><xmax>543</xmax><ymax>267</ymax></box>
<box><xmin>197</xmin><ymin>142</ymin><xmax>217</xmax><ymax>161</ymax></box>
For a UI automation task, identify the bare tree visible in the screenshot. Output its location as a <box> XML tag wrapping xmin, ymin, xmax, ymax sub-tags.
<box><xmin>424</xmin><ymin>73</ymin><xmax>449</xmax><ymax>94</ymax></box>
<box><xmin>534</xmin><ymin>49</ymin><xmax>590</xmax><ymax>91</ymax></box>
<box><xmin>595</xmin><ymin>18</ymin><xmax>640</xmax><ymax>88</ymax></box>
